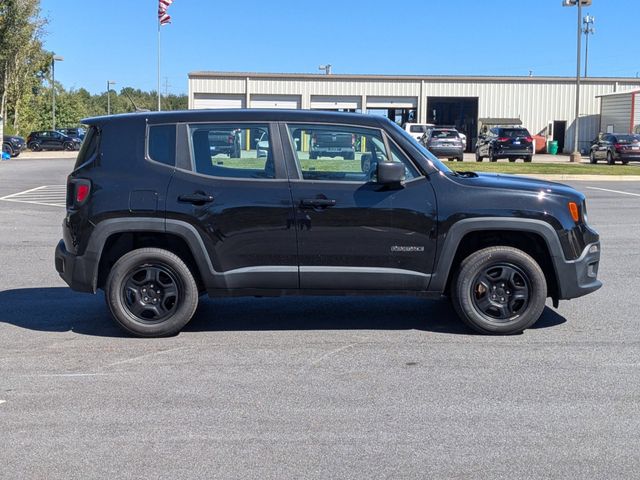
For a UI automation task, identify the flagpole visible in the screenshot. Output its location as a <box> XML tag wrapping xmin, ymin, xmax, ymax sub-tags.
<box><xmin>157</xmin><ymin>18</ymin><xmax>161</xmax><ymax>111</ymax></box>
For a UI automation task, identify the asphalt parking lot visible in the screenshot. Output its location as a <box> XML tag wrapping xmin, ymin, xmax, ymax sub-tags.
<box><xmin>1</xmin><ymin>156</ymin><xmax>639</xmax><ymax>479</ymax></box>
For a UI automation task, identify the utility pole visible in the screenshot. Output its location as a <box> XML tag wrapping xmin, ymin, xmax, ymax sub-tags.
<box><xmin>51</xmin><ymin>55</ymin><xmax>64</xmax><ymax>131</ymax></box>
<box><xmin>106</xmin><ymin>80</ymin><xmax>116</xmax><ymax>115</ymax></box>
<box><xmin>583</xmin><ymin>14</ymin><xmax>595</xmax><ymax>77</ymax></box>
<box><xmin>163</xmin><ymin>77</ymin><xmax>171</xmax><ymax>96</ymax></box>
<box><xmin>563</xmin><ymin>0</ymin><xmax>592</xmax><ymax>162</ymax></box>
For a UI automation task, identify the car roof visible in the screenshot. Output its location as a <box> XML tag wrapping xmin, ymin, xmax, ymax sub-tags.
<box><xmin>82</xmin><ymin>109</ymin><xmax>394</xmax><ymax>129</ymax></box>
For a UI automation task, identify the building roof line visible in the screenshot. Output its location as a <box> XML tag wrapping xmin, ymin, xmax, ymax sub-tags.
<box><xmin>188</xmin><ymin>71</ymin><xmax>640</xmax><ymax>84</ymax></box>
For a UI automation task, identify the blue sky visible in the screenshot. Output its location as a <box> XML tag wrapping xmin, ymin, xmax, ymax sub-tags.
<box><xmin>40</xmin><ymin>0</ymin><xmax>639</xmax><ymax>95</ymax></box>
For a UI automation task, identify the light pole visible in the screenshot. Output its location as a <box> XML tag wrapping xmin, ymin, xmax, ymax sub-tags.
<box><xmin>106</xmin><ymin>80</ymin><xmax>116</xmax><ymax>115</ymax></box>
<box><xmin>583</xmin><ymin>15</ymin><xmax>595</xmax><ymax>77</ymax></box>
<box><xmin>563</xmin><ymin>0</ymin><xmax>591</xmax><ymax>162</ymax></box>
<box><xmin>51</xmin><ymin>54</ymin><xmax>64</xmax><ymax>131</ymax></box>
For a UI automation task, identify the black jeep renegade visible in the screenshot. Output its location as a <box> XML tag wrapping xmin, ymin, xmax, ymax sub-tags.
<box><xmin>55</xmin><ymin>110</ymin><xmax>601</xmax><ymax>337</ymax></box>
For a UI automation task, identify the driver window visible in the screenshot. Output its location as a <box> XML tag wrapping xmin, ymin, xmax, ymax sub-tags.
<box><xmin>287</xmin><ymin>124</ymin><xmax>417</xmax><ymax>182</ymax></box>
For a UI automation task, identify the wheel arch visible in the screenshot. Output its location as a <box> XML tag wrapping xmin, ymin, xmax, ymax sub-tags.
<box><xmin>429</xmin><ymin>218</ymin><xmax>563</xmax><ymax>300</ymax></box>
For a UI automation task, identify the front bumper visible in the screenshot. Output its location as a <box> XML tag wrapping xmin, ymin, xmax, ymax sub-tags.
<box><xmin>556</xmin><ymin>241</ymin><xmax>602</xmax><ymax>300</ymax></box>
<box><xmin>55</xmin><ymin>239</ymin><xmax>97</xmax><ymax>293</ymax></box>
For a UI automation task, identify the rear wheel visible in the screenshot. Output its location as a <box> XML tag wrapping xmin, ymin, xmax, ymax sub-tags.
<box><xmin>451</xmin><ymin>246</ymin><xmax>547</xmax><ymax>335</ymax></box>
<box><xmin>589</xmin><ymin>150</ymin><xmax>597</xmax><ymax>164</ymax></box>
<box><xmin>489</xmin><ymin>148</ymin><xmax>497</xmax><ymax>162</ymax></box>
<box><xmin>607</xmin><ymin>151</ymin><xmax>615</xmax><ymax>165</ymax></box>
<box><xmin>475</xmin><ymin>148</ymin><xmax>483</xmax><ymax>162</ymax></box>
<box><xmin>621</xmin><ymin>158</ymin><xmax>629</xmax><ymax>165</ymax></box>
<box><xmin>508</xmin><ymin>158</ymin><xmax>516</xmax><ymax>163</ymax></box>
<box><xmin>523</xmin><ymin>156</ymin><xmax>532</xmax><ymax>163</ymax></box>
<box><xmin>63</xmin><ymin>142</ymin><xmax>75</xmax><ymax>151</ymax></box>
<box><xmin>105</xmin><ymin>248</ymin><xmax>199</xmax><ymax>337</ymax></box>
<box><xmin>456</xmin><ymin>156</ymin><xmax>463</xmax><ymax>162</ymax></box>
<box><xmin>29</xmin><ymin>142</ymin><xmax>41</xmax><ymax>152</ymax></box>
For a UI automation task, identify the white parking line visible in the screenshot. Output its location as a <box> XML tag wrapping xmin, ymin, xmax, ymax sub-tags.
<box><xmin>0</xmin><ymin>185</ymin><xmax>66</xmax><ymax>208</ymax></box>
<box><xmin>587</xmin><ymin>187</ymin><xmax>640</xmax><ymax>197</ymax></box>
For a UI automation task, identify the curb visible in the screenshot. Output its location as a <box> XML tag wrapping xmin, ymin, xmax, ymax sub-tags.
<box><xmin>508</xmin><ymin>174</ymin><xmax>640</xmax><ymax>182</ymax></box>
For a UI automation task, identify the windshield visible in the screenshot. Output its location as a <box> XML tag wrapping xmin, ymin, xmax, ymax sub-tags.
<box><xmin>388</xmin><ymin>121</ymin><xmax>453</xmax><ymax>175</ymax></box>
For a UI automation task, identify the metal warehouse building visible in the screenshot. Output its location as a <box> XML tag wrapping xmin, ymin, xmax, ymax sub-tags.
<box><xmin>597</xmin><ymin>89</ymin><xmax>640</xmax><ymax>135</ymax></box>
<box><xmin>188</xmin><ymin>71</ymin><xmax>640</xmax><ymax>153</ymax></box>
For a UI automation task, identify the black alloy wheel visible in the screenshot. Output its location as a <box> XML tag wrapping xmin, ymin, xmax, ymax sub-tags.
<box><xmin>589</xmin><ymin>150</ymin><xmax>597</xmax><ymax>164</ymax></box>
<box><xmin>64</xmin><ymin>142</ymin><xmax>75</xmax><ymax>151</ymax></box>
<box><xmin>105</xmin><ymin>248</ymin><xmax>199</xmax><ymax>337</ymax></box>
<box><xmin>451</xmin><ymin>246</ymin><xmax>547</xmax><ymax>334</ymax></box>
<box><xmin>470</xmin><ymin>263</ymin><xmax>530</xmax><ymax>321</ymax></box>
<box><xmin>121</xmin><ymin>264</ymin><xmax>181</xmax><ymax>323</ymax></box>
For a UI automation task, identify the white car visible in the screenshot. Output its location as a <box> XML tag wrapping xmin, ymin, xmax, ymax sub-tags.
<box><xmin>403</xmin><ymin>123</ymin><xmax>434</xmax><ymax>142</ymax></box>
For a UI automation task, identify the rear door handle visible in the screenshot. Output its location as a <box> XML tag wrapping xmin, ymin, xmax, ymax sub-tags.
<box><xmin>300</xmin><ymin>198</ymin><xmax>336</xmax><ymax>209</ymax></box>
<box><xmin>178</xmin><ymin>193</ymin><xmax>214</xmax><ymax>205</ymax></box>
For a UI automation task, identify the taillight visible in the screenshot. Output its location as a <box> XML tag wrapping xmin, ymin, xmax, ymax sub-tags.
<box><xmin>497</xmin><ymin>137</ymin><xmax>509</xmax><ymax>142</ymax></box>
<box><xmin>524</xmin><ymin>136</ymin><xmax>533</xmax><ymax>142</ymax></box>
<box><xmin>614</xmin><ymin>143</ymin><xmax>623</xmax><ymax>152</ymax></box>
<box><xmin>69</xmin><ymin>179</ymin><xmax>91</xmax><ymax>207</ymax></box>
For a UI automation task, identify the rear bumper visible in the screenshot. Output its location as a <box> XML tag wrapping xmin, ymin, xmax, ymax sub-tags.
<box><xmin>555</xmin><ymin>241</ymin><xmax>602</xmax><ymax>300</ymax></box>
<box><xmin>495</xmin><ymin>147</ymin><xmax>533</xmax><ymax>157</ymax></box>
<box><xmin>429</xmin><ymin>146</ymin><xmax>464</xmax><ymax>158</ymax></box>
<box><xmin>55</xmin><ymin>239</ymin><xmax>96</xmax><ymax>293</ymax></box>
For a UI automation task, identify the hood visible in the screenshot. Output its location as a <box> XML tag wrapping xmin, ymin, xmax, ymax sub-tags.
<box><xmin>453</xmin><ymin>171</ymin><xmax>583</xmax><ymax>199</ymax></box>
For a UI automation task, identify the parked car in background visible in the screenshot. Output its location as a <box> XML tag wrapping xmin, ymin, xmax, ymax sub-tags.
<box><xmin>403</xmin><ymin>123</ymin><xmax>434</xmax><ymax>141</ymax></box>
<box><xmin>2</xmin><ymin>135</ymin><xmax>26</xmax><ymax>157</ymax></box>
<box><xmin>309</xmin><ymin>130</ymin><xmax>355</xmax><ymax>159</ymax></box>
<box><xmin>422</xmin><ymin>127</ymin><xmax>464</xmax><ymax>161</ymax></box>
<box><xmin>208</xmin><ymin>129</ymin><xmax>241</xmax><ymax>158</ymax></box>
<box><xmin>26</xmin><ymin>131</ymin><xmax>82</xmax><ymax>151</ymax></box>
<box><xmin>58</xmin><ymin>127</ymin><xmax>86</xmax><ymax>141</ymax></box>
<box><xmin>589</xmin><ymin>133</ymin><xmax>640</xmax><ymax>165</ymax></box>
<box><xmin>475</xmin><ymin>126</ymin><xmax>534</xmax><ymax>162</ymax></box>
<box><xmin>255</xmin><ymin>131</ymin><xmax>270</xmax><ymax>158</ymax></box>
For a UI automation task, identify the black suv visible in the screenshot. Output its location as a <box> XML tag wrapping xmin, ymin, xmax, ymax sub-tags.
<box><xmin>2</xmin><ymin>135</ymin><xmax>26</xmax><ymax>157</ymax></box>
<box><xmin>26</xmin><ymin>130</ymin><xmax>82</xmax><ymax>151</ymax></box>
<box><xmin>589</xmin><ymin>133</ymin><xmax>640</xmax><ymax>165</ymax></box>
<box><xmin>476</xmin><ymin>127</ymin><xmax>534</xmax><ymax>162</ymax></box>
<box><xmin>55</xmin><ymin>110</ymin><xmax>601</xmax><ymax>337</ymax></box>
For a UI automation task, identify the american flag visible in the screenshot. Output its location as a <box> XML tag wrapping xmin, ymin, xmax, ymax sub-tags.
<box><xmin>158</xmin><ymin>0</ymin><xmax>173</xmax><ymax>26</ymax></box>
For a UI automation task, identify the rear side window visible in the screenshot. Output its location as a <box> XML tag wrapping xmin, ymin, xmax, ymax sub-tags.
<box><xmin>148</xmin><ymin>124</ymin><xmax>176</xmax><ymax>166</ymax></box>
<box><xmin>188</xmin><ymin>124</ymin><xmax>274</xmax><ymax>179</ymax></box>
<box><xmin>74</xmin><ymin>126</ymin><xmax>99</xmax><ymax>169</ymax></box>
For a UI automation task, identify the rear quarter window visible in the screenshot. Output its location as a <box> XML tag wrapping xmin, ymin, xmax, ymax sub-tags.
<box><xmin>148</xmin><ymin>124</ymin><xmax>176</xmax><ymax>166</ymax></box>
<box><xmin>74</xmin><ymin>126</ymin><xmax>99</xmax><ymax>169</ymax></box>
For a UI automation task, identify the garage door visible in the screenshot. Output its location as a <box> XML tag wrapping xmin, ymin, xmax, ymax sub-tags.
<box><xmin>366</xmin><ymin>96</ymin><xmax>417</xmax><ymax>109</ymax></box>
<box><xmin>310</xmin><ymin>96</ymin><xmax>361</xmax><ymax>110</ymax></box>
<box><xmin>250</xmin><ymin>95</ymin><xmax>300</xmax><ymax>109</ymax></box>
<box><xmin>193</xmin><ymin>94</ymin><xmax>245</xmax><ymax>110</ymax></box>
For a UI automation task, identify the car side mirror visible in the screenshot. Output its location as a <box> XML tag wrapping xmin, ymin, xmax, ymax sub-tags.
<box><xmin>377</xmin><ymin>162</ymin><xmax>405</xmax><ymax>186</ymax></box>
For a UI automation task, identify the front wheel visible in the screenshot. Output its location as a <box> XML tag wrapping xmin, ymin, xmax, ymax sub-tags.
<box><xmin>105</xmin><ymin>248</ymin><xmax>199</xmax><ymax>337</ymax></box>
<box><xmin>451</xmin><ymin>246</ymin><xmax>547</xmax><ymax>334</ymax></box>
<box><xmin>63</xmin><ymin>142</ymin><xmax>75</xmax><ymax>151</ymax></box>
<box><xmin>475</xmin><ymin>149</ymin><xmax>483</xmax><ymax>162</ymax></box>
<box><xmin>29</xmin><ymin>142</ymin><xmax>41</xmax><ymax>152</ymax></box>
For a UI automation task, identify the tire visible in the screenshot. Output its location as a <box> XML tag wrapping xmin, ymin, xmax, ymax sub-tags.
<box><xmin>448</xmin><ymin>158</ymin><xmax>454</xmax><ymax>162</ymax></box>
<box><xmin>63</xmin><ymin>142</ymin><xmax>75</xmax><ymax>151</ymax></box>
<box><xmin>346</xmin><ymin>151</ymin><xmax>355</xmax><ymax>160</ymax></box>
<box><xmin>456</xmin><ymin>156</ymin><xmax>463</xmax><ymax>162</ymax></box>
<box><xmin>309</xmin><ymin>152</ymin><xmax>317</xmax><ymax>160</ymax></box>
<box><xmin>105</xmin><ymin>248</ymin><xmax>199</xmax><ymax>337</ymax></box>
<box><xmin>29</xmin><ymin>142</ymin><xmax>41</xmax><ymax>152</ymax></box>
<box><xmin>589</xmin><ymin>150</ymin><xmax>597</xmax><ymax>164</ymax></box>
<box><xmin>606</xmin><ymin>151</ymin><xmax>615</xmax><ymax>165</ymax></box>
<box><xmin>523</xmin><ymin>156</ymin><xmax>532</xmax><ymax>163</ymax></box>
<box><xmin>450</xmin><ymin>246</ymin><xmax>547</xmax><ymax>335</ymax></box>
<box><xmin>508</xmin><ymin>158</ymin><xmax>516</xmax><ymax>163</ymax></box>
<box><xmin>489</xmin><ymin>148</ymin><xmax>497</xmax><ymax>162</ymax></box>
<box><xmin>475</xmin><ymin>149</ymin><xmax>483</xmax><ymax>162</ymax></box>
<box><xmin>2</xmin><ymin>144</ymin><xmax>13</xmax><ymax>157</ymax></box>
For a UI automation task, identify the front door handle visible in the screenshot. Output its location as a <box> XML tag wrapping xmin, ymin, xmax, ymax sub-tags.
<box><xmin>300</xmin><ymin>198</ymin><xmax>336</xmax><ymax>209</ymax></box>
<box><xmin>178</xmin><ymin>193</ymin><xmax>214</xmax><ymax>205</ymax></box>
